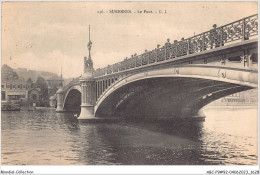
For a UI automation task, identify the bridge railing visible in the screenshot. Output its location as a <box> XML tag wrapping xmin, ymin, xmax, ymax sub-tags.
<box><xmin>94</xmin><ymin>14</ymin><xmax>258</xmax><ymax>77</ymax></box>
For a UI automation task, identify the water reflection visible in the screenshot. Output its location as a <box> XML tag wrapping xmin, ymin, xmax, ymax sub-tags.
<box><xmin>199</xmin><ymin>107</ymin><xmax>258</xmax><ymax>165</ymax></box>
<box><xmin>1</xmin><ymin>107</ymin><xmax>258</xmax><ymax>165</ymax></box>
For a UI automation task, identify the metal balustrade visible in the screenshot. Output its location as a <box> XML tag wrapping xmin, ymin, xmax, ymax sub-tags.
<box><xmin>94</xmin><ymin>14</ymin><xmax>258</xmax><ymax>77</ymax></box>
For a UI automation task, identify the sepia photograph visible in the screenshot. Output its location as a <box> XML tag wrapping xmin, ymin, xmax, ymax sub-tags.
<box><xmin>1</xmin><ymin>1</ymin><xmax>259</xmax><ymax>174</ymax></box>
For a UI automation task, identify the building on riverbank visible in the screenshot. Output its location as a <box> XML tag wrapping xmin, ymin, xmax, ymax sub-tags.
<box><xmin>1</xmin><ymin>65</ymin><xmax>32</xmax><ymax>105</ymax></box>
<box><xmin>1</xmin><ymin>79</ymin><xmax>31</xmax><ymax>103</ymax></box>
<box><xmin>1</xmin><ymin>64</ymin><xmax>62</xmax><ymax>107</ymax></box>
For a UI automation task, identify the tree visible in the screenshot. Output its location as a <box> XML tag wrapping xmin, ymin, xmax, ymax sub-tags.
<box><xmin>35</xmin><ymin>76</ymin><xmax>48</xmax><ymax>100</ymax></box>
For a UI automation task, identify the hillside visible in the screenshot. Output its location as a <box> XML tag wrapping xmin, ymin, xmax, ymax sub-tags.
<box><xmin>15</xmin><ymin>68</ymin><xmax>60</xmax><ymax>82</ymax></box>
<box><xmin>2</xmin><ymin>64</ymin><xmax>78</xmax><ymax>86</ymax></box>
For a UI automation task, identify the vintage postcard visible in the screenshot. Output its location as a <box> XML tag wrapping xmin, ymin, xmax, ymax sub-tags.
<box><xmin>1</xmin><ymin>1</ymin><xmax>258</xmax><ymax>174</ymax></box>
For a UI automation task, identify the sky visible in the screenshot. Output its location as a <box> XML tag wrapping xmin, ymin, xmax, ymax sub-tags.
<box><xmin>2</xmin><ymin>1</ymin><xmax>257</xmax><ymax>78</ymax></box>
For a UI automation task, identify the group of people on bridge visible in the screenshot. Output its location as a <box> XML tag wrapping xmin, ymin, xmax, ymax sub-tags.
<box><xmin>94</xmin><ymin>14</ymin><xmax>257</xmax><ymax>77</ymax></box>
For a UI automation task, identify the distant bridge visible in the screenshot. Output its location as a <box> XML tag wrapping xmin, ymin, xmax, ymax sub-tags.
<box><xmin>55</xmin><ymin>14</ymin><xmax>258</xmax><ymax>120</ymax></box>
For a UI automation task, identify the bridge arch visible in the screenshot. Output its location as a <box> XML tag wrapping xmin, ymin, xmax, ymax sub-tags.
<box><xmin>95</xmin><ymin>65</ymin><xmax>256</xmax><ymax>119</ymax></box>
<box><xmin>63</xmin><ymin>86</ymin><xmax>82</xmax><ymax>112</ymax></box>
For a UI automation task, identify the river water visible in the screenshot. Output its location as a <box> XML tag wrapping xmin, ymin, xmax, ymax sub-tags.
<box><xmin>1</xmin><ymin>106</ymin><xmax>258</xmax><ymax>165</ymax></box>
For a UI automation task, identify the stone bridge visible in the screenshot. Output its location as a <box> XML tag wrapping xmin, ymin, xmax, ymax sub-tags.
<box><xmin>56</xmin><ymin>14</ymin><xmax>258</xmax><ymax>120</ymax></box>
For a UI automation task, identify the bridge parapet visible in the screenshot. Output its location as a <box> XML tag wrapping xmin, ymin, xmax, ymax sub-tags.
<box><xmin>94</xmin><ymin>14</ymin><xmax>258</xmax><ymax>77</ymax></box>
